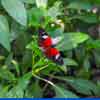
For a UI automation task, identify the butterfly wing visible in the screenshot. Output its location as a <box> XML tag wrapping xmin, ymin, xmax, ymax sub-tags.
<box><xmin>38</xmin><ymin>28</ymin><xmax>52</xmax><ymax>49</ymax></box>
<box><xmin>38</xmin><ymin>28</ymin><xmax>63</xmax><ymax>65</ymax></box>
<box><xmin>44</xmin><ymin>47</ymin><xmax>64</xmax><ymax>65</ymax></box>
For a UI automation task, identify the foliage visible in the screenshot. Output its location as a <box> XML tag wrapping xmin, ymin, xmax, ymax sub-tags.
<box><xmin>0</xmin><ymin>0</ymin><xmax>100</xmax><ymax>98</ymax></box>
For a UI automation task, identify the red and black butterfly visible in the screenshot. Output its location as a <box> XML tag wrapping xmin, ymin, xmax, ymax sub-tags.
<box><xmin>38</xmin><ymin>27</ymin><xmax>64</xmax><ymax>65</ymax></box>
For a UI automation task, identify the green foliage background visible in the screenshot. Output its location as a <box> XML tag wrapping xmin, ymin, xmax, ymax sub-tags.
<box><xmin>0</xmin><ymin>0</ymin><xmax>100</xmax><ymax>98</ymax></box>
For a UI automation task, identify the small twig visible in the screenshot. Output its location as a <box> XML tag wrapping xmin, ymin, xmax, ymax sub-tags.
<box><xmin>43</xmin><ymin>72</ymin><xmax>56</xmax><ymax>92</ymax></box>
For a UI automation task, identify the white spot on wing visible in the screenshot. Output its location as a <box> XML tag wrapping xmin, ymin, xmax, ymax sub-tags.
<box><xmin>55</xmin><ymin>54</ymin><xmax>60</xmax><ymax>60</ymax></box>
<box><xmin>42</xmin><ymin>35</ymin><xmax>48</xmax><ymax>39</ymax></box>
<box><xmin>52</xmin><ymin>36</ymin><xmax>62</xmax><ymax>45</ymax></box>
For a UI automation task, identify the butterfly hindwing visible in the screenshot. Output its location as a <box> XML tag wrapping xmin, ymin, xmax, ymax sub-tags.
<box><xmin>44</xmin><ymin>47</ymin><xmax>64</xmax><ymax>65</ymax></box>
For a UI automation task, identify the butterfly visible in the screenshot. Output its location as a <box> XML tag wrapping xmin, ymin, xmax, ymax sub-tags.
<box><xmin>38</xmin><ymin>27</ymin><xmax>64</xmax><ymax>65</ymax></box>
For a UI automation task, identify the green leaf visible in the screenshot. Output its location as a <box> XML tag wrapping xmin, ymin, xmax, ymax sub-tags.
<box><xmin>56</xmin><ymin>32</ymin><xmax>89</xmax><ymax>51</ymax></box>
<box><xmin>28</xmin><ymin>7</ymin><xmax>45</xmax><ymax>26</ymax></box>
<box><xmin>6</xmin><ymin>72</ymin><xmax>32</xmax><ymax>98</ymax></box>
<box><xmin>90</xmin><ymin>0</ymin><xmax>100</xmax><ymax>4</ymax></box>
<box><xmin>48</xmin><ymin>28</ymin><xmax>63</xmax><ymax>37</ymax></box>
<box><xmin>94</xmin><ymin>51</ymin><xmax>100</xmax><ymax>68</ymax></box>
<box><xmin>11</xmin><ymin>60</ymin><xmax>20</xmax><ymax>76</ymax></box>
<box><xmin>0</xmin><ymin>66</ymin><xmax>16</xmax><ymax>81</ymax></box>
<box><xmin>10</xmin><ymin>20</ymin><xmax>25</xmax><ymax>41</ymax></box>
<box><xmin>5</xmin><ymin>53</ymin><xmax>13</xmax><ymax>66</ymax></box>
<box><xmin>0</xmin><ymin>31</ymin><xmax>10</xmax><ymax>51</ymax></box>
<box><xmin>0</xmin><ymin>85</ymin><xmax>9</xmax><ymax>98</ymax></box>
<box><xmin>63</xmin><ymin>58</ymin><xmax>78</xmax><ymax>66</ymax></box>
<box><xmin>31</xmin><ymin>80</ymin><xmax>42</xmax><ymax>98</ymax></box>
<box><xmin>67</xmin><ymin>1</ymin><xmax>92</xmax><ymax>11</ymax></box>
<box><xmin>35</xmin><ymin>0</ymin><xmax>48</xmax><ymax>8</ymax></box>
<box><xmin>0</xmin><ymin>15</ymin><xmax>10</xmax><ymax>51</ymax></box>
<box><xmin>33</xmin><ymin>74</ymin><xmax>78</xmax><ymax>98</ymax></box>
<box><xmin>87</xmin><ymin>39</ymin><xmax>100</xmax><ymax>49</ymax></box>
<box><xmin>47</xmin><ymin>1</ymin><xmax>61</xmax><ymax>20</ymax></box>
<box><xmin>76</xmin><ymin>14</ymin><xmax>98</xmax><ymax>23</ymax></box>
<box><xmin>83</xmin><ymin>56</ymin><xmax>90</xmax><ymax>72</ymax></box>
<box><xmin>0</xmin><ymin>15</ymin><xmax>9</xmax><ymax>32</ymax></box>
<box><xmin>6</xmin><ymin>86</ymin><xmax>24</xmax><ymax>98</ymax></box>
<box><xmin>2</xmin><ymin>0</ymin><xmax>27</xmax><ymax>26</ymax></box>
<box><xmin>66</xmin><ymin>78</ymin><xmax>100</xmax><ymax>95</ymax></box>
<box><xmin>53</xmin><ymin>77</ymin><xmax>100</xmax><ymax>96</ymax></box>
<box><xmin>18</xmin><ymin>72</ymin><xmax>32</xmax><ymax>90</ymax></box>
<box><xmin>54</xmin><ymin>85</ymin><xmax>78</xmax><ymax>98</ymax></box>
<box><xmin>21</xmin><ymin>0</ymin><xmax>35</xmax><ymax>4</ymax></box>
<box><xmin>77</xmin><ymin>67</ymin><xmax>91</xmax><ymax>79</ymax></box>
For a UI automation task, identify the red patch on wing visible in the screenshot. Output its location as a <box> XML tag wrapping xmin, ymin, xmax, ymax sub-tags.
<box><xmin>40</xmin><ymin>36</ymin><xmax>52</xmax><ymax>48</ymax></box>
<box><xmin>44</xmin><ymin>48</ymin><xmax>59</xmax><ymax>58</ymax></box>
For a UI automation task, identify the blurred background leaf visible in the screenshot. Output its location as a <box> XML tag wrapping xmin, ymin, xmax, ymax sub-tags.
<box><xmin>2</xmin><ymin>0</ymin><xmax>27</xmax><ymax>26</ymax></box>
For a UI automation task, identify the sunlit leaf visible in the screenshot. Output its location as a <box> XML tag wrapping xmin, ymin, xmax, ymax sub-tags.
<box><xmin>0</xmin><ymin>15</ymin><xmax>10</xmax><ymax>51</ymax></box>
<box><xmin>0</xmin><ymin>31</ymin><xmax>10</xmax><ymax>51</ymax></box>
<box><xmin>28</xmin><ymin>7</ymin><xmax>45</xmax><ymax>26</ymax></box>
<box><xmin>0</xmin><ymin>15</ymin><xmax>9</xmax><ymax>32</ymax></box>
<box><xmin>35</xmin><ymin>0</ymin><xmax>48</xmax><ymax>8</ymax></box>
<box><xmin>2</xmin><ymin>0</ymin><xmax>27</xmax><ymax>26</ymax></box>
<box><xmin>21</xmin><ymin>0</ymin><xmax>35</xmax><ymax>4</ymax></box>
<box><xmin>47</xmin><ymin>1</ymin><xmax>61</xmax><ymax>20</ymax></box>
<box><xmin>56</xmin><ymin>32</ymin><xmax>89</xmax><ymax>51</ymax></box>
